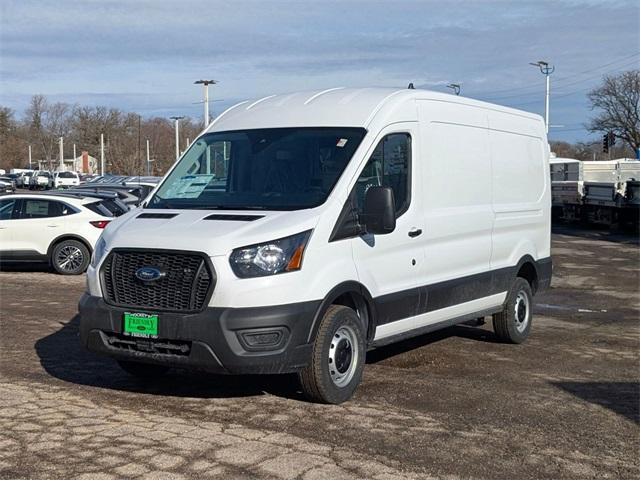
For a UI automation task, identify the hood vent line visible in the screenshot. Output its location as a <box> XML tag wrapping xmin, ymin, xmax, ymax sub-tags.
<box><xmin>203</xmin><ymin>214</ymin><xmax>264</xmax><ymax>222</ymax></box>
<box><xmin>137</xmin><ymin>213</ymin><xmax>178</xmax><ymax>219</ymax></box>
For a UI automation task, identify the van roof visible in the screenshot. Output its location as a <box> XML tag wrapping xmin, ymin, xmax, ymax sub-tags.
<box><xmin>206</xmin><ymin>87</ymin><xmax>543</xmax><ymax>132</ymax></box>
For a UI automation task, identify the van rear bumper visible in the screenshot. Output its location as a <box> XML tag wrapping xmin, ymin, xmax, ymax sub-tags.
<box><xmin>78</xmin><ymin>294</ymin><xmax>320</xmax><ymax>374</ymax></box>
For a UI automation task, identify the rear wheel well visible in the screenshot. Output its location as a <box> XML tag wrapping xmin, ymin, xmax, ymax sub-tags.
<box><xmin>516</xmin><ymin>262</ymin><xmax>538</xmax><ymax>294</ymax></box>
<box><xmin>332</xmin><ymin>291</ymin><xmax>372</xmax><ymax>342</ymax></box>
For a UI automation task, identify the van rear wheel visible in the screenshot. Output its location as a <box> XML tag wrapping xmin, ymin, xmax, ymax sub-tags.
<box><xmin>492</xmin><ymin>277</ymin><xmax>533</xmax><ymax>344</ymax></box>
<box><xmin>298</xmin><ymin>305</ymin><xmax>365</xmax><ymax>404</ymax></box>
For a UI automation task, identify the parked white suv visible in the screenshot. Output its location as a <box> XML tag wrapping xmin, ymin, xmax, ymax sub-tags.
<box><xmin>53</xmin><ymin>171</ymin><xmax>80</xmax><ymax>189</ymax></box>
<box><xmin>79</xmin><ymin>87</ymin><xmax>552</xmax><ymax>403</ymax></box>
<box><xmin>30</xmin><ymin>171</ymin><xmax>52</xmax><ymax>190</ymax></box>
<box><xmin>0</xmin><ymin>192</ymin><xmax>129</xmax><ymax>274</ymax></box>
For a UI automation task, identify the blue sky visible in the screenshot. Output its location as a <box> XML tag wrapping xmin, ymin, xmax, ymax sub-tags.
<box><xmin>1</xmin><ymin>0</ymin><xmax>638</xmax><ymax>142</ymax></box>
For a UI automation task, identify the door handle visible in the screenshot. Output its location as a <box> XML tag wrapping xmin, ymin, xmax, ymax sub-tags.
<box><xmin>47</xmin><ymin>224</ymin><xmax>60</xmax><ymax>228</ymax></box>
<box><xmin>408</xmin><ymin>228</ymin><xmax>422</xmax><ymax>238</ymax></box>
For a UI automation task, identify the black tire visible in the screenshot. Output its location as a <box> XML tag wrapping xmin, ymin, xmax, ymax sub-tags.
<box><xmin>298</xmin><ymin>305</ymin><xmax>366</xmax><ymax>404</ymax></box>
<box><xmin>492</xmin><ymin>277</ymin><xmax>533</xmax><ymax>344</ymax></box>
<box><xmin>118</xmin><ymin>360</ymin><xmax>169</xmax><ymax>378</ymax></box>
<box><xmin>51</xmin><ymin>239</ymin><xmax>90</xmax><ymax>275</ymax></box>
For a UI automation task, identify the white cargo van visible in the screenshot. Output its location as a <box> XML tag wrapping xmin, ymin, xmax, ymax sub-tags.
<box><xmin>79</xmin><ymin>88</ymin><xmax>551</xmax><ymax>404</ymax></box>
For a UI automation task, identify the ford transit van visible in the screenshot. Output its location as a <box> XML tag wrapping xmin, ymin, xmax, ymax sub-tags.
<box><xmin>79</xmin><ymin>87</ymin><xmax>552</xmax><ymax>404</ymax></box>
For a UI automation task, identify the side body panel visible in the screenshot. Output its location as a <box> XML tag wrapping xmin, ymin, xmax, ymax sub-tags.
<box><xmin>417</xmin><ymin>100</ymin><xmax>494</xmax><ymax>285</ymax></box>
<box><xmin>488</xmin><ymin>111</ymin><xmax>550</xmax><ymax>269</ymax></box>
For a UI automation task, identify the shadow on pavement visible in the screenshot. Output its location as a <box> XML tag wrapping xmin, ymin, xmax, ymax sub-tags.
<box><xmin>552</xmin><ymin>224</ymin><xmax>639</xmax><ymax>245</ymax></box>
<box><xmin>551</xmin><ymin>381</ymin><xmax>640</xmax><ymax>424</ymax></box>
<box><xmin>35</xmin><ymin>314</ymin><xmax>305</xmax><ymax>401</ymax></box>
<box><xmin>367</xmin><ymin>323</ymin><xmax>496</xmax><ymax>364</ymax></box>
<box><xmin>0</xmin><ymin>263</ymin><xmax>51</xmax><ymax>273</ymax></box>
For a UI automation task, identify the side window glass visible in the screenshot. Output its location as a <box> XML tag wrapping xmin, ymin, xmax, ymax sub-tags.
<box><xmin>46</xmin><ymin>201</ymin><xmax>75</xmax><ymax>217</ymax></box>
<box><xmin>354</xmin><ymin>133</ymin><xmax>411</xmax><ymax>216</ymax></box>
<box><xmin>21</xmin><ymin>200</ymin><xmax>51</xmax><ymax>219</ymax></box>
<box><xmin>48</xmin><ymin>201</ymin><xmax>65</xmax><ymax>217</ymax></box>
<box><xmin>0</xmin><ymin>199</ymin><xmax>16</xmax><ymax>220</ymax></box>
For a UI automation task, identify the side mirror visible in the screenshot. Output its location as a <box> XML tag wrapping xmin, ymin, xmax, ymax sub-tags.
<box><xmin>361</xmin><ymin>186</ymin><xmax>396</xmax><ymax>234</ymax></box>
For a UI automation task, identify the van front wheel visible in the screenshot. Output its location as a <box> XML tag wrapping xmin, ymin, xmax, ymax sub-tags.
<box><xmin>298</xmin><ymin>305</ymin><xmax>365</xmax><ymax>404</ymax></box>
<box><xmin>492</xmin><ymin>277</ymin><xmax>533</xmax><ymax>344</ymax></box>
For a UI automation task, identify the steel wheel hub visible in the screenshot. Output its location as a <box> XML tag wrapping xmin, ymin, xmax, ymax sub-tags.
<box><xmin>514</xmin><ymin>291</ymin><xmax>530</xmax><ymax>333</ymax></box>
<box><xmin>328</xmin><ymin>325</ymin><xmax>358</xmax><ymax>387</ymax></box>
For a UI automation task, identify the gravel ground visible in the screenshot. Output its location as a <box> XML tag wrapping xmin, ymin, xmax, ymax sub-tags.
<box><xmin>0</xmin><ymin>226</ymin><xmax>638</xmax><ymax>480</ymax></box>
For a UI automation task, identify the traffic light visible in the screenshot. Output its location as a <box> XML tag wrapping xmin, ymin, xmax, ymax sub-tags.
<box><xmin>608</xmin><ymin>132</ymin><xmax>616</xmax><ymax>147</ymax></box>
<box><xmin>603</xmin><ymin>133</ymin><xmax>609</xmax><ymax>153</ymax></box>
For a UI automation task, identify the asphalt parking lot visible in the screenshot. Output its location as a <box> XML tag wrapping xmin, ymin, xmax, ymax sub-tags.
<box><xmin>1</xmin><ymin>226</ymin><xmax>638</xmax><ymax>480</ymax></box>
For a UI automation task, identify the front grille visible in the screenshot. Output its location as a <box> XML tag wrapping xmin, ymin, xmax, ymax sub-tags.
<box><xmin>101</xmin><ymin>249</ymin><xmax>215</xmax><ymax>312</ymax></box>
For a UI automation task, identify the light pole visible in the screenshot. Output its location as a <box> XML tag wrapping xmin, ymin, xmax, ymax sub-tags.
<box><xmin>446</xmin><ymin>83</ymin><xmax>461</xmax><ymax>96</ymax></box>
<box><xmin>170</xmin><ymin>116</ymin><xmax>185</xmax><ymax>159</ymax></box>
<box><xmin>194</xmin><ymin>79</ymin><xmax>217</xmax><ymax>126</ymax></box>
<box><xmin>146</xmin><ymin>139</ymin><xmax>152</xmax><ymax>175</ymax></box>
<box><xmin>28</xmin><ymin>145</ymin><xmax>32</xmax><ymax>169</ymax></box>
<box><xmin>530</xmin><ymin>60</ymin><xmax>555</xmax><ymax>133</ymax></box>
<box><xmin>59</xmin><ymin>137</ymin><xmax>64</xmax><ymax>171</ymax></box>
<box><xmin>100</xmin><ymin>133</ymin><xmax>105</xmax><ymax>175</ymax></box>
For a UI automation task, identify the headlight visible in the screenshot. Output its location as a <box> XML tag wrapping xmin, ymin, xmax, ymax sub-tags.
<box><xmin>230</xmin><ymin>230</ymin><xmax>312</xmax><ymax>278</ymax></box>
<box><xmin>91</xmin><ymin>237</ymin><xmax>108</xmax><ymax>268</ymax></box>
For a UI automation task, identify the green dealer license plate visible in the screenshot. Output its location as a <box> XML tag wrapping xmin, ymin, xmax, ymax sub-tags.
<box><xmin>123</xmin><ymin>312</ymin><xmax>158</xmax><ymax>338</ymax></box>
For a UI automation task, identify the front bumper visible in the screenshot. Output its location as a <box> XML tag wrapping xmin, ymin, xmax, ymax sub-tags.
<box><xmin>78</xmin><ymin>294</ymin><xmax>321</xmax><ymax>374</ymax></box>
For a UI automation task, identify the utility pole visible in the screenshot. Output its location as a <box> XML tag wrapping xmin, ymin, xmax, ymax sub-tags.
<box><xmin>73</xmin><ymin>144</ymin><xmax>76</xmax><ymax>171</ymax></box>
<box><xmin>59</xmin><ymin>137</ymin><xmax>64</xmax><ymax>171</ymax></box>
<box><xmin>137</xmin><ymin>114</ymin><xmax>142</xmax><ymax>176</ymax></box>
<box><xmin>100</xmin><ymin>133</ymin><xmax>105</xmax><ymax>175</ymax></box>
<box><xmin>170</xmin><ymin>116</ymin><xmax>185</xmax><ymax>160</ymax></box>
<box><xmin>28</xmin><ymin>145</ymin><xmax>32</xmax><ymax>169</ymax></box>
<box><xmin>194</xmin><ymin>79</ymin><xmax>217</xmax><ymax>126</ymax></box>
<box><xmin>530</xmin><ymin>60</ymin><xmax>555</xmax><ymax>134</ymax></box>
<box><xmin>446</xmin><ymin>83</ymin><xmax>461</xmax><ymax>95</ymax></box>
<box><xmin>146</xmin><ymin>139</ymin><xmax>151</xmax><ymax>175</ymax></box>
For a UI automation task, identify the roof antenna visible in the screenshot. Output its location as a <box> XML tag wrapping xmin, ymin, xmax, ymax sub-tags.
<box><xmin>407</xmin><ymin>83</ymin><xmax>415</xmax><ymax>89</ymax></box>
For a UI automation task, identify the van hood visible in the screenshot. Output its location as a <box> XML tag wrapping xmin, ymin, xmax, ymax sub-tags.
<box><xmin>102</xmin><ymin>208</ymin><xmax>322</xmax><ymax>257</ymax></box>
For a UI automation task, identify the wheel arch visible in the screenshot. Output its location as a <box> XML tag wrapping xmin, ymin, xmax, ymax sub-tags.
<box><xmin>47</xmin><ymin>234</ymin><xmax>93</xmax><ymax>263</ymax></box>
<box><xmin>307</xmin><ymin>281</ymin><xmax>377</xmax><ymax>345</ymax></box>
<box><xmin>514</xmin><ymin>254</ymin><xmax>540</xmax><ymax>294</ymax></box>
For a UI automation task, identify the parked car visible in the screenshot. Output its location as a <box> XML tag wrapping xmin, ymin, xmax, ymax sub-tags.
<box><xmin>0</xmin><ymin>191</ymin><xmax>129</xmax><ymax>274</ymax></box>
<box><xmin>71</xmin><ymin>184</ymin><xmax>153</xmax><ymax>207</ymax></box>
<box><xmin>5</xmin><ymin>173</ymin><xmax>20</xmax><ymax>188</ymax></box>
<box><xmin>16</xmin><ymin>171</ymin><xmax>34</xmax><ymax>188</ymax></box>
<box><xmin>79</xmin><ymin>174</ymin><xmax>98</xmax><ymax>184</ymax></box>
<box><xmin>0</xmin><ymin>178</ymin><xmax>15</xmax><ymax>193</ymax></box>
<box><xmin>79</xmin><ymin>87</ymin><xmax>552</xmax><ymax>403</ymax></box>
<box><xmin>53</xmin><ymin>171</ymin><xmax>81</xmax><ymax>189</ymax></box>
<box><xmin>0</xmin><ymin>176</ymin><xmax>16</xmax><ymax>191</ymax></box>
<box><xmin>30</xmin><ymin>171</ymin><xmax>52</xmax><ymax>190</ymax></box>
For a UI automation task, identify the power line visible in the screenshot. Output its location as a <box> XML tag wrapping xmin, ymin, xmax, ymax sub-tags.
<box><xmin>480</xmin><ymin>58</ymin><xmax>639</xmax><ymax>102</ymax></box>
<box><xmin>470</xmin><ymin>52</ymin><xmax>639</xmax><ymax>98</ymax></box>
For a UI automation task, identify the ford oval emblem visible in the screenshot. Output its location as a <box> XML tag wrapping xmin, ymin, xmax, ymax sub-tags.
<box><xmin>135</xmin><ymin>266</ymin><xmax>165</xmax><ymax>282</ymax></box>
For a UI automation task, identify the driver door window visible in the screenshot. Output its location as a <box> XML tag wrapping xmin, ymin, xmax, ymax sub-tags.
<box><xmin>354</xmin><ymin>133</ymin><xmax>411</xmax><ymax>217</ymax></box>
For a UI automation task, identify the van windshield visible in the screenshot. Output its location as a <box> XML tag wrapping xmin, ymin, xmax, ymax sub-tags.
<box><xmin>148</xmin><ymin>127</ymin><xmax>366</xmax><ymax>211</ymax></box>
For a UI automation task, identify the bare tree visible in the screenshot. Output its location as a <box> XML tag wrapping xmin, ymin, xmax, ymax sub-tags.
<box><xmin>3</xmin><ymin>94</ymin><xmax>203</xmax><ymax>174</ymax></box>
<box><xmin>0</xmin><ymin>107</ymin><xmax>28</xmax><ymax>170</ymax></box>
<box><xmin>587</xmin><ymin>70</ymin><xmax>640</xmax><ymax>153</ymax></box>
<box><xmin>24</xmin><ymin>95</ymin><xmax>72</xmax><ymax>169</ymax></box>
